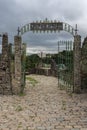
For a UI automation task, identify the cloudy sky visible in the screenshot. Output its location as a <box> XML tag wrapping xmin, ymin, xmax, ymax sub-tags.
<box><xmin>0</xmin><ymin>0</ymin><xmax>87</xmax><ymax>54</ymax></box>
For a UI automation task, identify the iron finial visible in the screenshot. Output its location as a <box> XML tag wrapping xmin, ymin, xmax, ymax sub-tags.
<box><xmin>75</xmin><ymin>24</ymin><xmax>78</xmax><ymax>35</ymax></box>
<box><xmin>17</xmin><ymin>27</ymin><xmax>20</xmax><ymax>36</ymax></box>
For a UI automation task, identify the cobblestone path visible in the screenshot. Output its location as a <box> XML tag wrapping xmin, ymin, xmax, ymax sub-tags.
<box><xmin>0</xmin><ymin>75</ymin><xmax>87</xmax><ymax>130</ymax></box>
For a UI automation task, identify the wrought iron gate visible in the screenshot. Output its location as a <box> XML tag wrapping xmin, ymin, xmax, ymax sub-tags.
<box><xmin>58</xmin><ymin>41</ymin><xmax>74</xmax><ymax>92</ymax></box>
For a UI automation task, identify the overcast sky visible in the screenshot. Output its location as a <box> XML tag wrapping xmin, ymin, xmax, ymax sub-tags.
<box><xmin>0</xmin><ymin>0</ymin><xmax>87</xmax><ymax>54</ymax></box>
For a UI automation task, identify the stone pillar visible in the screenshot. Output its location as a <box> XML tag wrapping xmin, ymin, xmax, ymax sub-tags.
<box><xmin>21</xmin><ymin>43</ymin><xmax>26</xmax><ymax>93</ymax></box>
<box><xmin>2</xmin><ymin>34</ymin><xmax>8</xmax><ymax>62</ymax></box>
<box><xmin>8</xmin><ymin>43</ymin><xmax>13</xmax><ymax>93</ymax></box>
<box><xmin>0</xmin><ymin>34</ymin><xmax>12</xmax><ymax>94</ymax></box>
<box><xmin>81</xmin><ymin>37</ymin><xmax>87</xmax><ymax>89</ymax></box>
<box><xmin>14</xmin><ymin>36</ymin><xmax>22</xmax><ymax>94</ymax></box>
<box><xmin>73</xmin><ymin>35</ymin><xmax>81</xmax><ymax>93</ymax></box>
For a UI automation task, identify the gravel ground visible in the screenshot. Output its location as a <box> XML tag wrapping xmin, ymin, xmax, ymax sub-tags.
<box><xmin>0</xmin><ymin>74</ymin><xmax>87</xmax><ymax>130</ymax></box>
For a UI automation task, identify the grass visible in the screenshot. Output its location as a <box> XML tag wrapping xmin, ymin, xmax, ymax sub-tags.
<box><xmin>26</xmin><ymin>76</ymin><xmax>38</xmax><ymax>87</ymax></box>
<box><xmin>19</xmin><ymin>92</ymin><xmax>26</xmax><ymax>97</ymax></box>
<box><xmin>15</xmin><ymin>105</ymin><xmax>23</xmax><ymax>112</ymax></box>
<box><xmin>61</xmin><ymin>100</ymin><xmax>66</xmax><ymax>110</ymax></box>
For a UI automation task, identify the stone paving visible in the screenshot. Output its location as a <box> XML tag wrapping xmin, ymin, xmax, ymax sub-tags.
<box><xmin>0</xmin><ymin>75</ymin><xmax>87</xmax><ymax>130</ymax></box>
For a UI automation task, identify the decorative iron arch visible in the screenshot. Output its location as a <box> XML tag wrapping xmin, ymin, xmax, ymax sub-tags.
<box><xmin>18</xmin><ymin>19</ymin><xmax>77</xmax><ymax>36</ymax></box>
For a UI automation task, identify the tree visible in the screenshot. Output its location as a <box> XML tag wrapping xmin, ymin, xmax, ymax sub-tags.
<box><xmin>25</xmin><ymin>54</ymin><xmax>41</xmax><ymax>71</ymax></box>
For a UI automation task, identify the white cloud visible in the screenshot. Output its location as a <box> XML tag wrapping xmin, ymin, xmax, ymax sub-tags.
<box><xmin>26</xmin><ymin>46</ymin><xmax>58</xmax><ymax>54</ymax></box>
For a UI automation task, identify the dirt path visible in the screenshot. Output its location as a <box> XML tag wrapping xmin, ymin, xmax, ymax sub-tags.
<box><xmin>0</xmin><ymin>74</ymin><xmax>87</xmax><ymax>130</ymax></box>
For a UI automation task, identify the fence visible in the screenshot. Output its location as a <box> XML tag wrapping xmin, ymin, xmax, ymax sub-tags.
<box><xmin>58</xmin><ymin>41</ymin><xmax>74</xmax><ymax>92</ymax></box>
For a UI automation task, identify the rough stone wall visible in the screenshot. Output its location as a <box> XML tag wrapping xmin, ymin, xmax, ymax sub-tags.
<box><xmin>0</xmin><ymin>34</ymin><xmax>12</xmax><ymax>94</ymax></box>
<box><xmin>73</xmin><ymin>35</ymin><xmax>81</xmax><ymax>93</ymax></box>
<box><xmin>81</xmin><ymin>37</ymin><xmax>87</xmax><ymax>90</ymax></box>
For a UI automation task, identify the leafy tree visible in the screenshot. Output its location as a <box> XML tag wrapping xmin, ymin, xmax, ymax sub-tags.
<box><xmin>26</xmin><ymin>54</ymin><xmax>41</xmax><ymax>71</ymax></box>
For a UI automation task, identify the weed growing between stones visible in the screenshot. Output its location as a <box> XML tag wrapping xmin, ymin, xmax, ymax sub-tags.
<box><xmin>15</xmin><ymin>105</ymin><xmax>23</xmax><ymax>112</ymax></box>
<box><xmin>61</xmin><ymin>100</ymin><xmax>66</xmax><ymax>110</ymax></box>
<box><xmin>19</xmin><ymin>92</ymin><xmax>26</xmax><ymax>96</ymax></box>
<box><xmin>26</xmin><ymin>76</ymin><xmax>38</xmax><ymax>87</ymax></box>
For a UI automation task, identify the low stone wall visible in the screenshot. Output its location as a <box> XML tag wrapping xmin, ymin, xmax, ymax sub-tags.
<box><xmin>27</xmin><ymin>67</ymin><xmax>57</xmax><ymax>77</ymax></box>
<box><xmin>35</xmin><ymin>68</ymin><xmax>51</xmax><ymax>76</ymax></box>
